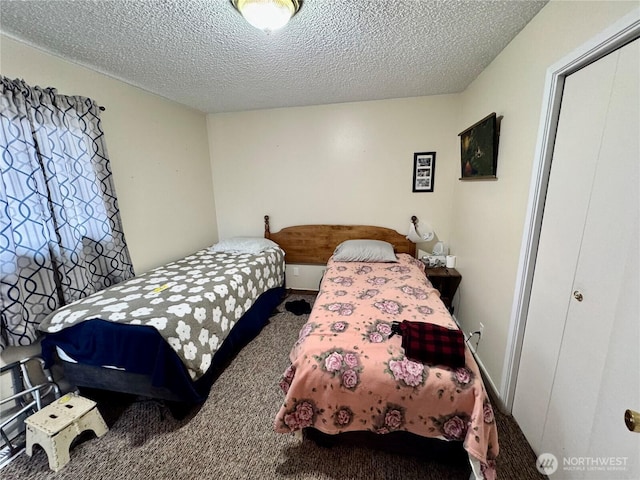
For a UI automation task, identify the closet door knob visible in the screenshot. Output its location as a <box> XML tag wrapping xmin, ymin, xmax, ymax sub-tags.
<box><xmin>625</xmin><ymin>409</ymin><xmax>640</xmax><ymax>432</ymax></box>
<box><xmin>573</xmin><ymin>291</ymin><xmax>583</xmax><ymax>302</ymax></box>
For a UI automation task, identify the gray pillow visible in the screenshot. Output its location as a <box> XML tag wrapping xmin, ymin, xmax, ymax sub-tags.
<box><xmin>211</xmin><ymin>237</ymin><xmax>279</xmax><ymax>254</ymax></box>
<box><xmin>332</xmin><ymin>239</ymin><xmax>398</xmax><ymax>262</ymax></box>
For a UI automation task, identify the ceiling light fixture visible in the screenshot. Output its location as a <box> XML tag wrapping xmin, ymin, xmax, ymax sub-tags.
<box><xmin>232</xmin><ymin>0</ymin><xmax>301</xmax><ymax>32</ymax></box>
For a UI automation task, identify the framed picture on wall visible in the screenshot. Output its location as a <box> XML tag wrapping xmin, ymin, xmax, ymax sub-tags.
<box><xmin>412</xmin><ymin>152</ymin><xmax>436</xmax><ymax>192</ymax></box>
<box><xmin>459</xmin><ymin>112</ymin><xmax>499</xmax><ymax>180</ymax></box>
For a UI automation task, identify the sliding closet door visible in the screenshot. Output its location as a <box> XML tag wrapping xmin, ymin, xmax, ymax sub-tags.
<box><xmin>514</xmin><ymin>38</ymin><xmax>639</xmax><ymax>479</ymax></box>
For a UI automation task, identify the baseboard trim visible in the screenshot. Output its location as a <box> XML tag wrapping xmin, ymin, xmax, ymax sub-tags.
<box><xmin>468</xmin><ymin>343</ymin><xmax>506</xmax><ymax>414</ymax></box>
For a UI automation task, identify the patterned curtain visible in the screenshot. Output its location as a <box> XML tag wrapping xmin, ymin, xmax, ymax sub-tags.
<box><xmin>0</xmin><ymin>77</ymin><xmax>135</xmax><ymax>349</ymax></box>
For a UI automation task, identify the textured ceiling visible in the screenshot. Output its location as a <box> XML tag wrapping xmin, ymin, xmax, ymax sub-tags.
<box><xmin>0</xmin><ymin>0</ymin><xmax>547</xmax><ymax>113</ymax></box>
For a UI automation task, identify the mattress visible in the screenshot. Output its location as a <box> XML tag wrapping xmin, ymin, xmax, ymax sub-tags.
<box><xmin>274</xmin><ymin>253</ymin><xmax>499</xmax><ymax>478</ymax></box>
<box><xmin>38</xmin><ymin>246</ymin><xmax>285</xmax><ymax>403</ymax></box>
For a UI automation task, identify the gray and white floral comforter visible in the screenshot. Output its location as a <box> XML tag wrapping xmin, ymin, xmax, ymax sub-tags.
<box><xmin>38</xmin><ymin>247</ymin><xmax>285</xmax><ymax>379</ymax></box>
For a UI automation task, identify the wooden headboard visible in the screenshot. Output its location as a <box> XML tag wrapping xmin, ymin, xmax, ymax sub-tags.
<box><xmin>264</xmin><ymin>215</ymin><xmax>417</xmax><ymax>265</ymax></box>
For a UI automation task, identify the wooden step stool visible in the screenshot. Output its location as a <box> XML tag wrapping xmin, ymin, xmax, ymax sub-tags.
<box><xmin>25</xmin><ymin>393</ymin><xmax>108</xmax><ymax>472</ymax></box>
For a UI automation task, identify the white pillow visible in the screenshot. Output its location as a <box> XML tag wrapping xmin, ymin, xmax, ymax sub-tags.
<box><xmin>211</xmin><ymin>237</ymin><xmax>279</xmax><ymax>254</ymax></box>
<box><xmin>332</xmin><ymin>239</ymin><xmax>398</xmax><ymax>262</ymax></box>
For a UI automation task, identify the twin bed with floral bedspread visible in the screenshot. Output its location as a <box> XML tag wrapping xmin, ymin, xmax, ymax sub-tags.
<box><xmin>38</xmin><ymin>239</ymin><xmax>285</xmax><ymax>405</ymax></box>
<box><xmin>266</xmin><ymin>220</ymin><xmax>499</xmax><ymax>480</ymax></box>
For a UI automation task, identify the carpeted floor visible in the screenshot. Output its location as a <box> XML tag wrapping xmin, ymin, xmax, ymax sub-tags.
<box><xmin>2</xmin><ymin>294</ymin><xmax>546</xmax><ymax>480</ymax></box>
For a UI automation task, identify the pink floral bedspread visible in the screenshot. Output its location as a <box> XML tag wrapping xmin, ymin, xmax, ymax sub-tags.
<box><xmin>274</xmin><ymin>254</ymin><xmax>499</xmax><ymax>478</ymax></box>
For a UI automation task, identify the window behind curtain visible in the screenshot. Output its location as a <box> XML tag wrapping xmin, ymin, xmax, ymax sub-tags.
<box><xmin>0</xmin><ymin>77</ymin><xmax>134</xmax><ymax>349</ymax></box>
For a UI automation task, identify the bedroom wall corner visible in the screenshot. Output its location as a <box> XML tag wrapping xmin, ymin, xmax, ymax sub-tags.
<box><xmin>0</xmin><ymin>34</ymin><xmax>218</xmax><ymax>273</ymax></box>
<box><xmin>449</xmin><ymin>0</ymin><xmax>639</xmax><ymax>400</ymax></box>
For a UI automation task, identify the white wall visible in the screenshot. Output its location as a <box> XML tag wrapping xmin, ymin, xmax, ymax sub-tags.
<box><xmin>208</xmin><ymin>95</ymin><xmax>460</xmax><ymax>289</ymax></box>
<box><xmin>451</xmin><ymin>0</ymin><xmax>639</xmax><ymax>396</ymax></box>
<box><xmin>0</xmin><ymin>35</ymin><xmax>217</xmax><ymax>273</ymax></box>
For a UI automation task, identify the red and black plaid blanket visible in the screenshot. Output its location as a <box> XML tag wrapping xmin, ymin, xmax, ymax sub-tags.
<box><xmin>391</xmin><ymin>320</ymin><xmax>466</xmax><ymax>368</ymax></box>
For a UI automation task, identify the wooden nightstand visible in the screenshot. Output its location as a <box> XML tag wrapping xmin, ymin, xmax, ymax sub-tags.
<box><xmin>424</xmin><ymin>267</ymin><xmax>462</xmax><ymax>313</ymax></box>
